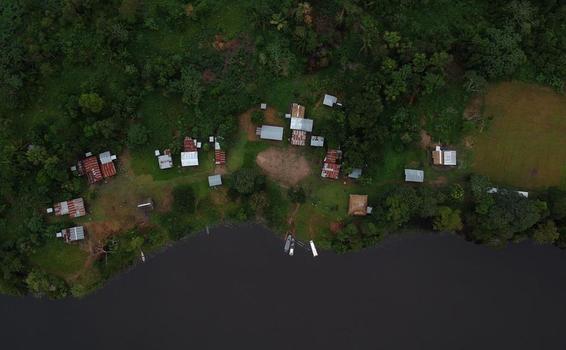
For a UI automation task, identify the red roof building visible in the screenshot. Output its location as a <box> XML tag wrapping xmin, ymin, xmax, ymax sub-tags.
<box><xmin>54</xmin><ymin>198</ymin><xmax>86</xmax><ymax>218</ymax></box>
<box><xmin>215</xmin><ymin>150</ymin><xmax>226</xmax><ymax>165</ymax></box>
<box><xmin>99</xmin><ymin>151</ymin><xmax>116</xmax><ymax>178</ymax></box>
<box><xmin>291</xmin><ymin>130</ymin><xmax>307</xmax><ymax>146</ymax></box>
<box><xmin>81</xmin><ymin>156</ymin><xmax>103</xmax><ymax>184</ymax></box>
<box><xmin>184</xmin><ymin>137</ymin><xmax>197</xmax><ymax>152</ymax></box>
<box><xmin>321</xmin><ymin>149</ymin><xmax>342</xmax><ymax>180</ymax></box>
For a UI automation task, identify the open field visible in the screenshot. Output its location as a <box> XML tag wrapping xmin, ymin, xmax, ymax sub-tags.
<box><xmin>256</xmin><ymin>147</ymin><xmax>311</xmax><ymax>186</ymax></box>
<box><xmin>472</xmin><ymin>81</ymin><xmax>566</xmax><ymax>189</ymax></box>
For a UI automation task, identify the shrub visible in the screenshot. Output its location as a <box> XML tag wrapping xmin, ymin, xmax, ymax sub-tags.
<box><xmin>127</xmin><ymin>124</ymin><xmax>149</xmax><ymax>149</ymax></box>
<box><xmin>251</xmin><ymin>110</ymin><xmax>264</xmax><ymax>125</ymax></box>
<box><xmin>173</xmin><ymin>185</ymin><xmax>196</xmax><ymax>213</ymax></box>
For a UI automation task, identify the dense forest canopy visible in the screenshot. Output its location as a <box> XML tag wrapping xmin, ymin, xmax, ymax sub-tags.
<box><xmin>0</xmin><ymin>0</ymin><xmax>565</xmax><ymax>297</ymax></box>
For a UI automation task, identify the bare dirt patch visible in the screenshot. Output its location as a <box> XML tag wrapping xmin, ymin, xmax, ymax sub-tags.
<box><xmin>464</xmin><ymin>94</ymin><xmax>484</xmax><ymax>121</ymax></box>
<box><xmin>239</xmin><ymin>107</ymin><xmax>286</xmax><ymax>142</ymax></box>
<box><xmin>420</xmin><ymin>130</ymin><xmax>432</xmax><ymax>149</ymax></box>
<box><xmin>256</xmin><ymin>147</ymin><xmax>311</xmax><ymax>186</ymax></box>
<box><xmin>239</xmin><ymin>109</ymin><xmax>257</xmax><ymax>141</ymax></box>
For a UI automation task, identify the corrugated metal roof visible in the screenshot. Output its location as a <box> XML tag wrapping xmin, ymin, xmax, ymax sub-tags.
<box><xmin>310</xmin><ymin>136</ymin><xmax>324</xmax><ymax>147</ymax></box>
<box><xmin>181</xmin><ymin>151</ymin><xmax>199</xmax><ymax>166</ymax></box>
<box><xmin>99</xmin><ymin>151</ymin><xmax>112</xmax><ymax>164</ymax></box>
<box><xmin>208</xmin><ymin>174</ymin><xmax>222</xmax><ymax>187</ymax></box>
<box><xmin>158</xmin><ymin>154</ymin><xmax>173</xmax><ymax>169</ymax></box>
<box><xmin>443</xmin><ymin>151</ymin><xmax>457</xmax><ymax>166</ymax></box>
<box><xmin>405</xmin><ymin>169</ymin><xmax>424</xmax><ymax>183</ymax></box>
<box><xmin>348</xmin><ymin>168</ymin><xmax>363</xmax><ymax>179</ymax></box>
<box><xmin>323</xmin><ymin>94</ymin><xmax>337</xmax><ymax>107</ymax></box>
<box><xmin>260</xmin><ymin>125</ymin><xmax>284</xmax><ymax>141</ymax></box>
<box><xmin>82</xmin><ymin>156</ymin><xmax>103</xmax><ymax>184</ymax></box>
<box><xmin>290</xmin><ymin>117</ymin><xmax>313</xmax><ymax>132</ymax></box>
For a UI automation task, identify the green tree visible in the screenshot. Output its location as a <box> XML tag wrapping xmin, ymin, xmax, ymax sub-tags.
<box><xmin>230</xmin><ymin>168</ymin><xmax>262</xmax><ymax>195</ymax></box>
<box><xmin>79</xmin><ymin>93</ymin><xmax>104</xmax><ymax>113</ymax></box>
<box><xmin>287</xmin><ymin>186</ymin><xmax>306</xmax><ymax>203</ymax></box>
<box><xmin>251</xmin><ymin>111</ymin><xmax>264</xmax><ymax>125</ymax></box>
<box><xmin>173</xmin><ymin>185</ymin><xmax>196</xmax><ymax>213</ymax></box>
<box><xmin>127</xmin><ymin>124</ymin><xmax>149</xmax><ymax>148</ymax></box>
<box><xmin>433</xmin><ymin>207</ymin><xmax>463</xmax><ymax>232</ymax></box>
<box><xmin>532</xmin><ymin>220</ymin><xmax>559</xmax><ymax>244</ymax></box>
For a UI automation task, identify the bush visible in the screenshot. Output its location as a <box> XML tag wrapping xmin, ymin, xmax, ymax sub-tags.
<box><xmin>173</xmin><ymin>185</ymin><xmax>196</xmax><ymax>213</ymax></box>
<box><xmin>230</xmin><ymin>168</ymin><xmax>264</xmax><ymax>195</ymax></box>
<box><xmin>287</xmin><ymin>186</ymin><xmax>306</xmax><ymax>203</ymax></box>
<box><xmin>251</xmin><ymin>110</ymin><xmax>264</xmax><ymax>125</ymax></box>
<box><xmin>127</xmin><ymin>124</ymin><xmax>149</xmax><ymax>149</ymax></box>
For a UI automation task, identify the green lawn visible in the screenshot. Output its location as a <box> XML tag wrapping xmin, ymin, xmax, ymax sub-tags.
<box><xmin>30</xmin><ymin>240</ymin><xmax>88</xmax><ymax>281</ymax></box>
<box><xmin>472</xmin><ymin>81</ymin><xmax>566</xmax><ymax>189</ymax></box>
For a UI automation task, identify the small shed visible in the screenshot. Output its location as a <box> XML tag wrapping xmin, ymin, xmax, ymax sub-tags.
<box><xmin>323</xmin><ymin>94</ymin><xmax>338</xmax><ymax>107</ymax></box>
<box><xmin>259</xmin><ymin>125</ymin><xmax>284</xmax><ymax>141</ymax></box>
<box><xmin>260</xmin><ymin>103</ymin><xmax>267</xmax><ymax>110</ymax></box>
<box><xmin>57</xmin><ymin>226</ymin><xmax>85</xmax><ymax>243</ymax></box>
<box><xmin>158</xmin><ymin>152</ymin><xmax>173</xmax><ymax>169</ymax></box>
<box><xmin>443</xmin><ymin>151</ymin><xmax>457</xmax><ymax>166</ymax></box>
<box><xmin>291</xmin><ymin>103</ymin><xmax>305</xmax><ymax>118</ymax></box>
<box><xmin>208</xmin><ymin>174</ymin><xmax>222</xmax><ymax>187</ymax></box>
<box><xmin>348</xmin><ymin>195</ymin><xmax>368</xmax><ymax>216</ymax></box>
<box><xmin>405</xmin><ymin>169</ymin><xmax>424</xmax><ymax>183</ymax></box>
<box><xmin>348</xmin><ymin>168</ymin><xmax>363</xmax><ymax>179</ymax></box>
<box><xmin>310</xmin><ymin>136</ymin><xmax>324</xmax><ymax>147</ymax></box>
<box><xmin>99</xmin><ymin>151</ymin><xmax>117</xmax><ymax>178</ymax></box>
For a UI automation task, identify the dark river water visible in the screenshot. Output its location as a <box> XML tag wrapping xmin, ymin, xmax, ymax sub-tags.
<box><xmin>1</xmin><ymin>224</ymin><xmax>566</xmax><ymax>349</ymax></box>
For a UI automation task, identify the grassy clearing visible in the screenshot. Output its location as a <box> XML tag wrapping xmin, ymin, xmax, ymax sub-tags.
<box><xmin>30</xmin><ymin>240</ymin><xmax>88</xmax><ymax>281</ymax></box>
<box><xmin>472</xmin><ymin>81</ymin><xmax>566</xmax><ymax>189</ymax></box>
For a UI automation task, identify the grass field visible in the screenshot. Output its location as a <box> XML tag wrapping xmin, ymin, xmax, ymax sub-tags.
<box><xmin>472</xmin><ymin>81</ymin><xmax>566</xmax><ymax>189</ymax></box>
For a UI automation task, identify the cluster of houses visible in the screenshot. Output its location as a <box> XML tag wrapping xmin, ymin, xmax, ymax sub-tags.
<box><xmin>52</xmin><ymin>151</ymin><xmax>119</xmax><ymax>244</ymax></box>
<box><xmin>46</xmin><ymin>197</ymin><xmax>87</xmax><ymax>243</ymax></box>
<box><xmin>257</xmin><ymin>102</ymin><xmax>326</xmax><ymax>148</ymax></box>
<box><xmin>71</xmin><ymin>151</ymin><xmax>118</xmax><ymax>184</ymax></box>
<box><xmin>154</xmin><ymin>135</ymin><xmax>225</xmax><ymax>189</ymax></box>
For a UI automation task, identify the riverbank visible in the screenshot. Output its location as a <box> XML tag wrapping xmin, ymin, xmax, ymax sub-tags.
<box><xmin>2</xmin><ymin>224</ymin><xmax>566</xmax><ymax>350</ymax></box>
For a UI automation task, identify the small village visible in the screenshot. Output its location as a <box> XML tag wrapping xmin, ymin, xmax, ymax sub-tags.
<box><xmin>42</xmin><ymin>92</ymin><xmax>535</xmax><ymax>260</ymax></box>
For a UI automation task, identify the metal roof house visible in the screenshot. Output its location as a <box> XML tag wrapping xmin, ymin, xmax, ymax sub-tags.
<box><xmin>432</xmin><ymin>146</ymin><xmax>457</xmax><ymax>166</ymax></box>
<box><xmin>259</xmin><ymin>125</ymin><xmax>284</xmax><ymax>141</ymax></box>
<box><xmin>321</xmin><ymin>149</ymin><xmax>343</xmax><ymax>179</ymax></box>
<box><xmin>52</xmin><ymin>198</ymin><xmax>86</xmax><ymax>218</ymax></box>
<box><xmin>291</xmin><ymin>103</ymin><xmax>305</xmax><ymax>118</ymax></box>
<box><xmin>57</xmin><ymin>226</ymin><xmax>85</xmax><ymax>243</ymax></box>
<box><xmin>79</xmin><ymin>155</ymin><xmax>103</xmax><ymax>184</ymax></box>
<box><xmin>181</xmin><ymin>137</ymin><xmax>199</xmax><ymax>167</ymax></box>
<box><xmin>208</xmin><ymin>174</ymin><xmax>222</xmax><ymax>187</ymax></box>
<box><xmin>348</xmin><ymin>195</ymin><xmax>368</xmax><ymax>216</ymax></box>
<box><xmin>290</xmin><ymin>117</ymin><xmax>314</xmax><ymax>132</ymax></box>
<box><xmin>158</xmin><ymin>149</ymin><xmax>173</xmax><ymax>169</ymax></box>
<box><xmin>348</xmin><ymin>168</ymin><xmax>363</xmax><ymax>179</ymax></box>
<box><xmin>181</xmin><ymin>151</ymin><xmax>199</xmax><ymax>167</ymax></box>
<box><xmin>405</xmin><ymin>169</ymin><xmax>424</xmax><ymax>183</ymax></box>
<box><xmin>99</xmin><ymin>151</ymin><xmax>117</xmax><ymax>178</ymax></box>
<box><xmin>323</xmin><ymin>94</ymin><xmax>338</xmax><ymax>107</ymax></box>
<box><xmin>310</xmin><ymin>136</ymin><xmax>324</xmax><ymax>147</ymax></box>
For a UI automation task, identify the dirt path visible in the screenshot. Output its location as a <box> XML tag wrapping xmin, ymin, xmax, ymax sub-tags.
<box><xmin>256</xmin><ymin>147</ymin><xmax>311</xmax><ymax>186</ymax></box>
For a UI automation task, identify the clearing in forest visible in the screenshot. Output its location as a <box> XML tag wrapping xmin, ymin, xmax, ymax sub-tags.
<box><xmin>256</xmin><ymin>147</ymin><xmax>311</xmax><ymax>186</ymax></box>
<box><xmin>472</xmin><ymin>81</ymin><xmax>566</xmax><ymax>189</ymax></box>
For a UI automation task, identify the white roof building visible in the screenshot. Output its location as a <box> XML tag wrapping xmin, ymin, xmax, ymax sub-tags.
<box><xmin>405</xmin><ymin>169</ymin><xmax>424</xmax><ymax>183</ymax></box>
<box><xmin>349</xmin><ymin>168</ymin><xmax>363</xmax><ymax>179</ymax></box>
<box><xmin>158</xmin><ymin>154</ymin><xmax>173</xmax><ymax>169</ymax></box>
<box><xmin>259</xmin><ymin>125</ymin><xmax>284</xmax><ymax>141</ymax></box>
<box><xmin>181</xmin><ymin>151</ymin><xmax>199</xmax><ymax>167</ymax></box>
<box><xmin>310</xmin><ymin>136</ymin><xmax>324</xmax><ymax>147</ymax></box>
<box><xmin>290</xmin><ymin>117</ymin><xmax>314</xmax><ymax>132</ymax></box>
<box><xmin>323</xmin><ymin>94</ymin><xmax>338</xmax><ymax>107</ymax></box>
<box><xmin>208</xmin><ymin>174</ymin><xmax>222</xmax><ymax>187</ymax></box>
